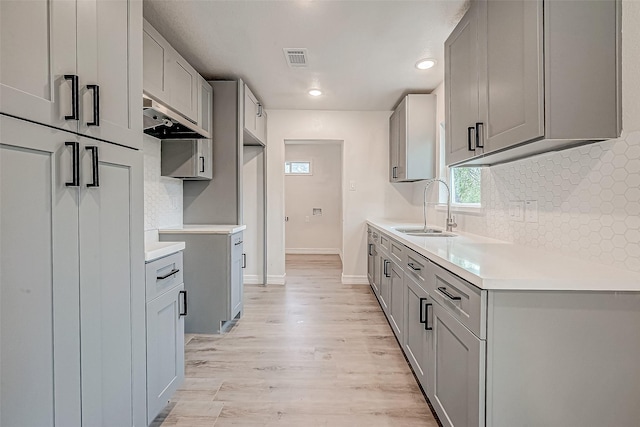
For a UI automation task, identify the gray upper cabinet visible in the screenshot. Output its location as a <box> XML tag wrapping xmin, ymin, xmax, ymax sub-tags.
<box><xmin>243</xmin><ymin>84</ymin><xmax>267</xmax><ymax>146</ymax></box>
<box><xmin>143</xmin><ymin>19</ymin><xmax>199</xmax><ymax>123</ymax></box>
<box><xmin>0</xmin><ymin>0</ymin><xmax>142</xmax><ymax>150</ymax></box>
<box><xmin>76</xmin><ymin>0</ymin><xmax>143</xmax><ymax>149</ymax></box>
<box><xmin>446</xmin><ymin>0</ymin><xmax>621</xmax><ymax>167</ymax></box>
<box><xmin>444</xmin><ymin>0</ymin><xmax>484</xmax><ymax>166</ymax></box>
<box><xmin>198</xmin><ymin>76</ymin><xmax>214</xmax><ymax>135</ymax></box>
<box><xmin>162</xmin><ymin>139</ymin><xmax>213</xmax><ymax>180</ymax></box>
<box><xmin>389</xmin><ymin>94</ymin><xmax>437</xmax><ymax>182</ymax></box>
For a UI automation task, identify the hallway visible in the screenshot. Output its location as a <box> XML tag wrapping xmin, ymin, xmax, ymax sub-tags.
<box><xmin>154</xmin><ymin>255</ymin><xmax>438</xmax><ymax>426</ymax></box>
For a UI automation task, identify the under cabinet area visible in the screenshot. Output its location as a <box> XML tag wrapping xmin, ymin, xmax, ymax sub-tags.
<box><xmin>161</xmin><ymin>139</ymin><xmax>213</xmax><ymax>180</ymax></box>
<box><xmin>445</xmin><ymin>0</ymin><xmax>621</xmax><ymax>167</ymax></box>
<box><xmin>389</xmin><ymin>94</ymin><xmax>436</xmax><ymax>182</ymax></box>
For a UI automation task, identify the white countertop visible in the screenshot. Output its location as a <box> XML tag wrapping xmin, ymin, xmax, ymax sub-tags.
<box><xmin>145</xmin><ymin>241</ymin><xmax>185</xmax><ymax>262</ymax></box>
<box><xmin>158</xmin><ymin>224</ymin><xmax>246</xmax><ymax>235</ymax></box>
<box><xmin>368</xmin><ymin>219</ymin><xmax>640</xmax><ymax>292</ymax></box>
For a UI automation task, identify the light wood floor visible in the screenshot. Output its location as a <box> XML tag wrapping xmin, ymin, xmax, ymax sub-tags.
<box><xmin>153</xmin><ymin>254</ymin><xmax>438</xmax><ymax>426</ymax></box>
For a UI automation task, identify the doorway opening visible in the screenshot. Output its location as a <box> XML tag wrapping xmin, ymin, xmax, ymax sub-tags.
<box><xmin>284</xmin><ymin>140</ymin><xmax>344</xmax><ymax>273</ymax></box>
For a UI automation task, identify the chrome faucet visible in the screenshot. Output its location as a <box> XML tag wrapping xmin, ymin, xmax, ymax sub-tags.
<box><xmin>423</xmin><ymin>179</ymin><xmax>457</xmax><ymax>232</ymax></box>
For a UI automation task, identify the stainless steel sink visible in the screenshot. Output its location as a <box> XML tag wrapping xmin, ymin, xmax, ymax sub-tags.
<box><xmin>394</xmin><ymin>227</ymin><xmax>457</xmax><ymax>237</ymax></box>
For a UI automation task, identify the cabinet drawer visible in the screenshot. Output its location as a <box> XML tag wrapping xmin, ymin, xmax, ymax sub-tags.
<box><xmin>379</xmin><ymin>233</ymin><xmax>390</xmax><ymax>253</ymax></box>
<box><xmin>429</xmin><ymin>262</ymin><xmax>486</xmax><ymax>339</ymax></box>
<box><xmin>405</xmin><ymin>249</ymin><xmax>428</xmax><ymax>285</ymax></box>
<box><xmin>390</xmin><ymin>239</ymin><xmax>404</xmax><ymax>265</ymax></box>
<box><xmin>145</xmin><ymin>252</ymin><xmax>184</xmax><ymax>301</ymax></box>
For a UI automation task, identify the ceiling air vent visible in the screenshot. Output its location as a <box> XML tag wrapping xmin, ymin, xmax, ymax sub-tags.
<box><xmin>284</xmin><ymin>48</ymin><xmax>308</xmax><ymax>68</ymax></box>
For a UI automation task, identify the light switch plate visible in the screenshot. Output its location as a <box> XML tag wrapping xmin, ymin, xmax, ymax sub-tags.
<box><xmin>509</xmin><ymin>201</ymin><xmax>525</xmax><ymax>222</ymax></box>
<box><xmin>525</xmin><ymin>200</ymin><xmax>538</xmax><ymax>223</ymax></box>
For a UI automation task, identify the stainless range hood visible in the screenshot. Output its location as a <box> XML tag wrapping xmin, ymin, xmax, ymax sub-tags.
<box><xmin>143</xmin><ymin>95</ymin><xmax>211</xmax><ymax>139</ymax></box>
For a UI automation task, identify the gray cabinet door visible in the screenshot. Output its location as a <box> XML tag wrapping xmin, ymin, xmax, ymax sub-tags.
<box><xmin>395</xmin><ymin>98</ymin><xmax>407</xmax><ymax>181</ymax></box>
<box><xmin>404</xmin><ymin>273</ymin><xmax>433</xmax><ymax>394</ymax></box>
<box><xmin>146</xmin><ymin>283</ymin><xmax>185</xmax><ymax>424</ymax></box>
<box><xmin>244</xmin><ymin>84</ymin><xmax>259</xmax><ymax>138</ymax></box>
<box><xmin>388</xmin><ymin>261</ymin><xmax>404</xmax><ymax>340</ymax></box>
<box><xmin>445</xmin><ymin>0</ymin><xmax>482</xmax><ymax>165</ymax></box>
<box><xmin>231</xmin><ymin>233</ymin><xmax>244</xmax><ymax>318</ymax></box>
<box><xmin>482</xmin><ymin>0</ymin><xmax>543</xmax><ymax>153</ymax></box>
<box><xmin>0</xmin><ymin>0</ymin><xmax>78</xmax><ymax>133</ymax></box>
<box><xmin>143</xmin><ymin>19</ymin><xmax>169</xmax><ymax>102</ymax></box>
<box><xmin>378</xmin><ymin>256</ymin><xmax>390</xmax><ymax>313</ymax></box>
<box><xmin>431</xmin><ymin>302</ymin><xmax>485</xmax><ymax>427</ymax></box>
<box><xmin>389</xmin><ymin>109</ymin><xmax>399</xmax><ymax>181</ymax></box>
<box><xmin>198</xmin><ymin>76</ymin><xmax>213</xmax><ymax>135</ymax></box>
<box><xmin>0</xmin><ymin>116</ymin><xmax>81</xmax><ymax>427</ymax></box>
<box><xmin>168</xmin><ymin>53</ymin><xmax>198</xmax><ymax>122</ymax></box>
<box><xmin>77</xmin><ymin>0</ymin><xmax>142</xmax><ymax>149</ymax></box>
<box><xmin>79</xmin><ymin>141</ymin><xmax>145</xmax><ymax>427</ymax></box>
<box><xmin>161</xmin><ymin>139</ymin><xmax>213</xmax><ymax>180</ymax></box>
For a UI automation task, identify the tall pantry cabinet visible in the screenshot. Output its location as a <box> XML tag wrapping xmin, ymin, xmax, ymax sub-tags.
<box><xmin>0</xmin><ymin>1</ymin><xmax>146</xmax><ymax>426</ymax></box>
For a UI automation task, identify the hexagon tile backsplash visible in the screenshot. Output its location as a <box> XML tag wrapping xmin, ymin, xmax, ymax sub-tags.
<box><xmin>432</xmin><ymin>132</ymin><xmax>640</xmax><ymax>273</ymax></box>
<box><xmin>143</xmin><ymin>136</ymin><xmax>183</xmax><ymax>231</ymax></box>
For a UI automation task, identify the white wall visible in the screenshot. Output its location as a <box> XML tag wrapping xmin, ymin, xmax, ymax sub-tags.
<box><xmin>242</xmin><ymin>146</ymin><xmax>265</xmax><ymax>284</ymax></box>
<box><xmin>285</xmin><ymin>143</ymin><xmax>342</xmax><ymax>254</ymax></box>
<box><xmin>266</xmin><ymin>110</ymin><xmax>424</xmax><ymax>284</ymax></box>
<box><xmin>425</xmin><ymin>1</ymin><xmax>640</xmax><ymax>274</ymax></box>
<box><xmin>143</xmin><ymin>135</ymin><xmax>183</xmax><ymax>242</ymax></box>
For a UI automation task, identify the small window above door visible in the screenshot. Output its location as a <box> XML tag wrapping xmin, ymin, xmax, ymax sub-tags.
<box><xmin>285</xmin><ymin>161</ymin><xmax>312</xmax><ymax>175</ymax></box>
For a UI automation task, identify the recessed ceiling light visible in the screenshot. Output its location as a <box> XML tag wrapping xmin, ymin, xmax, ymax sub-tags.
<box><xmin>308</xmin><ymin>89</ymin><xmax>322</xmax><ymax>97</ymax></box>
<box><xmin>416</xmin><ymin>58</ymin><xmax>437</xmax><ymax>70</ymax></box>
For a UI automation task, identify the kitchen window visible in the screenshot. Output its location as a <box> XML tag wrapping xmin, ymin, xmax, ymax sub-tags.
<box><xmin>450</xmin><ymin>167</ymin><xmax>481</xmax><ymax>206</ymax></box>
<box><xmin>285</xmin><ymin>161</ymin><xmax>312</xmax><ymax>175</ymax></box>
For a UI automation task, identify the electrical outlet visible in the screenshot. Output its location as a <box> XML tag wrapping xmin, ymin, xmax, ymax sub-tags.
<box><xmin>525</xmin><ymin>200</ymin><xmax>538</xmax><ymax>223</ymax></box>
<box><xmin>509</xmin><ymin>201</ymin><xmax>525</xmax><ymax>222</ymax></box>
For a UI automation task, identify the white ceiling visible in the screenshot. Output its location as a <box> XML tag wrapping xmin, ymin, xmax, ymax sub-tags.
<box><xmin>143</xmin><ymin>0</ymin><xmax>468</xmax><ymax>111</ymax></box>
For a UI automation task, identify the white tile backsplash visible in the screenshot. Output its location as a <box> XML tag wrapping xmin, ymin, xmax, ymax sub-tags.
<box><xmin>143</xmin><ymin>135</ymin><xmax>183</xmax><ymax>232</ymax></box>
<box><xmin>429</xmin><ymin>132</ymin><xmax>640</xmax><ymax>273</ymax></box>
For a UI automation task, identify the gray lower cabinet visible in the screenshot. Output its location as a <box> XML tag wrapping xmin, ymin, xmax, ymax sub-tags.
<box><xmin>378</xmin><ymin>257</ymin><xmax>391</xmax><ymax>314</ymax></box>
<box><xmin>159</xmin><ymin>231</ymin><xmax>244</xmax><ymax>334</ymax></box>
<box><xmin>431</xmin><ymin>301</ymin><xmax>486</xmax><ymax>427</ymax></box>
<box><xmin>403</xmin><ymin>273</ymin><xmax>433</xmax><ymax>393</ymax></box>
<box><xmin>0</xmin><ymin>115</ymin><xmax>145</xmax><ymax>426</ymax></box>
<box><xmin>161</xmin><ymin>139</ymin><xmax>213</xmax><ymax>180</ymax></box>
<box><xmin>388</xmin><ymin>261</ymin><xmax>404</xmax><ymax>340</ymax></box>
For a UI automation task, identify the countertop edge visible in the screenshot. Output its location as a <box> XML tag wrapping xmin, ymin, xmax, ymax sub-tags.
<box><xmin>158</xmin><ymin>224</ymin><xmax>247</xmax><ymax>235</ymax></box>
<box><xmin>145</xmin><ymin>241</ymin><xmax>186</xmax><ymax>263</ymax></box>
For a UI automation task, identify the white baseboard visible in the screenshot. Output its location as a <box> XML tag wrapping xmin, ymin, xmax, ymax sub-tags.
<box><xmin>243</xmin><ymin>274</ymin><xmax>263</xmax><ymax>285</ymax></box>
<box><xmin>286</xmin><ymin>248</ymin><xmax>342</xmax><ymax>256</ymax></box>
<box><xmin>341</xmin><ymin>274</ymin><xmax>369</xmax><ymax>285</ymax></box>
<box><xmin>267</xmin><ymin>274</ymin><xmax>286</xmax><ymax>285</ymax></box>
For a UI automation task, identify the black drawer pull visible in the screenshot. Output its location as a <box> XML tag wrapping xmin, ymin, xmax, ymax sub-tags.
<box><xmin>467</xmin><ymin>126</ymin><xmax>476</xmax><ymax>152</ymax></box>
<box><xmin>87</xmin><ymin>84</ymin><xmax>100</xmax><ymax>126</ymax></box>
<box><xmin>407</xmin><ymin>262</ymin><xmax>421</xmax><ymax>271</ymax></box>
<box><xmin>419</xmin><ymin>297</ymin><xmax>427</xmax><ymax>324</ymax></box>
<box><xmin>425</xmin><ymin>303</ymin><xmax>433</xmax><ymax>331</ymax></box>
<box><xmin>242</xmin><ymin>253</ymin><xmax>246</xmax><ymax>269</ymax></box>
<box><xmin>64</xmin><ymin>74</ymin><xmax>79</xmax><ymax>120</ymax></box>
<box><xmin>368</xmin><ymin>243</ymin><xmax>373</xmax><ymax>256</ymax></box>
<box><xmin>157</xmin><ymin>268</ymin><xmax>180</xmax><ymax>280</ymax></box>
<box><xmin>475</xmin><ymin>122</ymin><xmax>484</xmax><ymax>148</ymax></box>
<box><xmin>438</xmin><ymin>286</ymin><xmax>461</xmax><ymax>301</ymax></box>
<box><xmin>384</xmin><ymin>260</ymin><xmax>391</xmax><ymax>278</ymax></box>
<box><xmin>199</xmin><ymin>156</ymin><xmax>205</xmax><ymax>173</ymax></box>
<box><xmin>179</xmin><ymin>290</ymin><xmax>187</xmax><ymax>317</ymax></box>
<box><xmin>234</xmin><ymin>240</ymin><xmax>243</xmax><ymax>246</ymax></box>
<box><xmin>65</xmin><ymin>141</ymin><xmax>80</xmax><ymax>187</ymax></box>
<box><xmin>86</xmin><ymin>146</ymin><xmax>99</xmax><ymax>187</ymax></box>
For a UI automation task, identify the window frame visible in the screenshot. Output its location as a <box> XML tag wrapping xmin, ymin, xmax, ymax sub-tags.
<box><xmin>284</xmin><ymin>160</ymin><xmax>313</xmax><ymax>175</ymax></box>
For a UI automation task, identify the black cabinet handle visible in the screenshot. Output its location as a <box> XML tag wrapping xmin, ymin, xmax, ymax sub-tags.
<box><xmin>384</xmin><ymin>260</ymin><xmax>391</xmax><ymax>278</ymax></box>
<box><xmin>392</xmin><ymin>166</ymin><xmax>398</xmax><ymax>179</ymax></box>
<box><xmin>425</xmin><ymin>303</ymin><xmax>433</xmax><ymax>331</ymax></box>
<box><xmin>368</xmin><ymin>243</ymin><xmax>373</xmax><ymax>256</ymax></box>
<box><xmin>65</xmin><ymin>141</ymin><xmax>80</xmax><ymax>187</ymax></box>
<box><xmin>179</xmin><ymin>290</ymin><xmax>187</xmax><ymax>317</ymax></box>
<box><xmin>257</xmin><ymin>103</ymin><xmax>263</xmax><ymax>118</ymax></box>
<box><xmin>407</xmin><ymin>262</ymin><xmax>421</xmax><ymax>271</ymax></box>
<box><xmin>234</xmin><ymin>240</ymin><xmax>243</xmax><ymax>246</ymax></box>
<box><xmin>467</xmin><ymin>126</ymin><xmax>476</xmax><ymax>152</ymax></box>
<box><xmin>438</xmin><ymin>286</ymin><xmax>462</xmax><ymax>301</ymax></box>
<box><xmin>199</xmin><ymin>156</ymin><xmax>205</xmax><ymax>173</ymax></box>
<box><xmin>419</xmin><ymin>297</ymin><xmax>427</xmax><ymax>324</ymax></box>
<box><xmin>475</xmin><ymin>122</ymin><xmax>484</xmax><ymax>148</ymax></box>
<box><xmin>242</xmin><ymin>253</ymin><xmax>246</xmax><ymax>269</ymax></box>
<box><xmin>86</xmin><ymin>84</ymin><xmax>100</xmax><ymax>126</ymax></box>
<box><xmin>64</xmin><ymin>75</ymin><xmax>79</xmax><ymax>120</ymax></box>
<box><xmin>86</xmin><ymin>146</ymin><xmax>99</xmax><ymax>187</ymax></box>
<box><xmin>157</xmin><ymin>268</ymin><xmax>180</xmax><ymax>280</ymax></box>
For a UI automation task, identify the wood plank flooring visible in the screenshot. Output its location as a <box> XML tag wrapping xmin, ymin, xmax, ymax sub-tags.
<box><xmin>153</xmin><ymin>254</ymin><xmax>438</xmax><ymax>426</ymax></box>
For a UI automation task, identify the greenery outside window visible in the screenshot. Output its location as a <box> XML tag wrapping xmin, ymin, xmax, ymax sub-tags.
<box><xmin>450</xmin><ymin>167</ymin><xmax>481</xmax><ymax>206</ymax></box>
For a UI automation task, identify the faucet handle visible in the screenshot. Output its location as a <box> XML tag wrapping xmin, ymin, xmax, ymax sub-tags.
<box><xmin>447</xmin><ymin>215</ymin><xmax>458</xmax><ymax>231</ymax></box>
